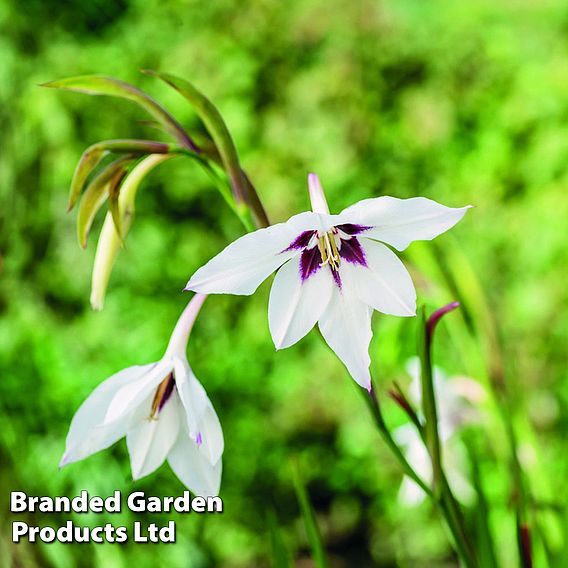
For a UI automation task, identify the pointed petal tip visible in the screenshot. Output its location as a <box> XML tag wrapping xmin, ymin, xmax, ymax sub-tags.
<box><xmin>130</xmin><ymin>467</ymin><xmax>142</xmax><ymax>481</ymax></box>
<box><xmin>59</xmin><ymin>454</ymin><xmax>70</xmax><ymax>469</ymax></box>
<box><xmin>307</xmin><ymin>173</ymin><xmax>330</xmax><ymax>215</ymax></box>
<box><xmin>366</xmin><ymin>383</ymin><xmax>372</xmax><ymax>393</ymax></box>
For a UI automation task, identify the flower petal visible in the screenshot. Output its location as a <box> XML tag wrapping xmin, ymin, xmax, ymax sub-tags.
<box><xmin>168</xmin><ymin>428</ymin><xmax>223</xmax><ymax>496</ymax></box>
<box><xmin>173</xmin><ymin>357</ymin><xmax>224</xmax><ymax>465</ymax></box>
<box><xmin>399</xmin><ymin>477</ymin><xmax>427</xmax><ymax>507</ymax></box>
<box><xmin>345</xmin><ymin>240</ymin><xmax>416</xmax><ymax>316</ymax></box>
<box><xmin>195</xmin><ymin>404</ymin><xmax>224</xmax><ymax>466</ymax></box>
<box><xmin>126</xmin><ymin>393</ymin><xmax>180</xmax><ymax>480</ymax></box>
<box><xmin>340</xmin><ymin>196</ymin><xmax>471</xmax><ymax>251</ymax></box>
<box><xmin>268</xmin><ymin>256</ymin><xmax>333</xmax><ymax>349</ymax></box>
<box><xmin>185</xmin><ymin>212</ymin><xmax>322</xmax><ymax>295</ymax></box>
<box><xmin>60</xmin><ymin>364</ymin><xmax>155</xmax><ymax>467</ymax></box>
<box><xmin>317</xmin><ymin>285</ymin><xmax>372</xmax><ymax>389</ymax></box>
<box><xmin>104</xmin><ymin>360</ymin><xmax>170</xmax><ymax>424</ymax></box>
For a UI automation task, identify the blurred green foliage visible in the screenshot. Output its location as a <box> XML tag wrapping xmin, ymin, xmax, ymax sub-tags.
<box><xmin>1</xmin><ymin>0</ymin><xmax>568</xmax><ymax>566</ymax></box>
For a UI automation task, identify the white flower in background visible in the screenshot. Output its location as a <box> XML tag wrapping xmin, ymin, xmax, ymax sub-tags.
<box><xmin>60</xmin><ymin>294</ymin><xmax>223</xmax><ymax>496</ymax></box>
<box><xmin>185</xmin><ymin>174</ymin><xmax>470</xmax><ymax>389</ymax></box>
<box><xmin>394</xmin><ymin>358</ymin><xmax>486</xmax><ymax>506</ymax></box>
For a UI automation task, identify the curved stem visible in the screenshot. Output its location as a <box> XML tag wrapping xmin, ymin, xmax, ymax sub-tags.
<box><xmin>363</xmin><ymin>383</ymin><xmax>433</xmax><ymax>497</ymax></box>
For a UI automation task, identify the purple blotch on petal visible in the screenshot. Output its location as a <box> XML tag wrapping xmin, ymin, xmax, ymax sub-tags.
<box><xmin>336</xmin><ymin>223</ymin><xmax>372</xmax><ymax>236</ymax></box>
<box><xmin>158</xmin><ymin>376</ymin><xmax>176</xmax><ymax>413</ymax></box>
<box><xmin>300</xmin><ymin>246</ymin><xmax>322</xmax><ymax>281</ymax></box>
<box><xmin>331</xmin><ymin>268</ymin><xmax>342</xmax><ymax>289</ymax></box>
<box><xmin>284</xmin><ymin>230</ymin><xmax>316</xmax><ymax>252</ymax></box>
<box><xmin>196</xmin><ymin>432</ymin><xmax>203</xmax><ymax>447</ymax></box>
<box><xmin>339</xmin><ymin>237</ymin><xmax>367</xmax><ymax>266</ymax></box>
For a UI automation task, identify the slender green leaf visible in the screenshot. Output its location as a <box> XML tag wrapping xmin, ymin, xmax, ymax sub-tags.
<box><xmin>466</xmin><ymin>437</ymin><xmax>499</xmax><ymax>568</ymax></box>
<box><xmin>268</xmin><ymin>510</ymin><xmax>291</xmax><ymax>568</ymax></box>
<box><xmin>68</xmin><ymin>145</ymin><xmax>109</xmax><ymax>212</ymax></box>
<box><xmin>291</xmin><ymin>461</ymin><xmax>327</xmax><ymax>568</ymax></box>
<box><xmin>68</xmin><ymin>139</ymin><xmax>173</xmax><ymax>210</ymax></box>
<box><xmin>42</xmin><ymin>75</ymin><xmax>196</xmax><ymax>149</ymax></box>
<box><xmin>76</xmin><ymin>155</ymin><xmax>135</xmax><ymax>248</ymax></box>
<box><xmin>142</xmin><ymin>71</ymin><xmax>247</xmax><ymax>204</ymax></box>
<box><xmin>106</xmin><ymin>168</ymin><xmax>128</xmax><ymax>241</ymax></box>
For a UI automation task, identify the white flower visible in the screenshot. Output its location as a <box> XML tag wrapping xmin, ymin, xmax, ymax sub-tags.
<box><xmin>395</xmin><ymin>424</ymin><xmax>475</xmax><ymax>506</ymax></box>
<box><xmin>394</xmin><ymin>358</ymin><xmax>486</xmax><ymax>506</ymax></box>
<box><xmin>185</xmin><ymin>174</ymin><xmax>470</xmax><ymax>389</ymax></box>
<box><xmin>405</xmin><ymin>357</ymin><xmax>486</xmax><ymax>440</ymax></box>
<box><xmin>60</xmin><ymin>294</ymin><xmax>223</xmax><ymax>496</ymax></box>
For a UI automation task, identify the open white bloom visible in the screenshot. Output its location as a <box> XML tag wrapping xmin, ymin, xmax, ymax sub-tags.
<box><xmin>186</xmin><ymin>174</ymin><xmax>470</xmax><ymax>389</ymax></box>
<box><xmin>60</xmin><ymin>294</ymin><xmax>223</xmax><ymax>496</ymax></box>
<box><xmin>394</xmin><ymin>358</ymin><xmax>486</xmax><ymax>506</ymax></box>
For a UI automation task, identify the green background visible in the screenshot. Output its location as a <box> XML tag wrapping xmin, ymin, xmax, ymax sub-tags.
<box><xmin>1</xmin><ymin>0</ymin><xmax>567</xmax><ymax>566</ymax></box>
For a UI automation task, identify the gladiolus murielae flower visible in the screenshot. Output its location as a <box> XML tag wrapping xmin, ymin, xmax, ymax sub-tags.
<box><xmin>186</xmin><ymin>174</ymin><xmax>470</xmax><ymax>389</ymax></box>
<box><xmin>394</xmin><ymin>358</ymin><xmax>486</xmax><ymax>506</ymax></box>
<box><xmin>60</xmin><ymin>294</ymin><xmax>223</xmax><ymax>496</ymax></box>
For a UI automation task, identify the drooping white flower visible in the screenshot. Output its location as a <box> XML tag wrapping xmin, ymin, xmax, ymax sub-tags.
<box><xmin>185</xmin><ymin>174</ymin><xmax>470</xmax><ymax>389</ymax></box>
<box><xmin>394</xmin><ymin>358</ymin><xmax>486</xmax><ymax>506</ymax></box>
<box><xmin>60</xmin><ymin>294</ymin><xmax>223</xmax><ymax>496</ymax></box>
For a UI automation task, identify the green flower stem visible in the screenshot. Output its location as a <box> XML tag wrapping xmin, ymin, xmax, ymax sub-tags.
<box><xmin>145</xmin><ymin>71</ymin><xmax>270</xmax><ymax>230</ymax></box>
<box><xmin>419</xmin><ymin>321</ymin><xmax>443</xmax><ymax>497</ymax></box>
<box><xmin>440</xmin><ymin>475</ymin><xmax>478</xmax><ymax>568</ymax></box>
<box><xmin>363</xmin><ymin>383</ymin><xmax>433</xmax><ymax>498</ymax></box>
<box><xmin>364</xmin><ymin>381</ymin><xmax>477</xmax><ymax>567</ymax></box>
<box><xmin>418</xmin><ymin>305</ymin><xmax>478</xmax><ymax>568</ymax></box>
<box><xmin>171</xmin><ymin>147</ymin><xmax>255</xmax><ymax>232</ymax></box>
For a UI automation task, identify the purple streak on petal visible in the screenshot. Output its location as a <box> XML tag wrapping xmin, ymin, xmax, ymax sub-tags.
<box><xmin>300</xmin><ymin>246</ymin><xmax>322</xmax><ymax>281</ymax></box>
<box><xmin>331</xmin><ymin>267</ymin><xmax>342</xmax><ymax>288</ymax></box>
<box><xmin>426</xmin><ymin>302</ymin><xmax>460</xmax><ymax>345</ymax></box>
<box><xmin>336</xmin><ymin>223</ymin><xmax>372</xmax><ymax>235</ymax></box>
<box><xmin>196</xmin><ymin>432</ymin><xmax>203</xmax><ymax>447</ymax></box>
<box><xmin>284</xmin><ymin>230</ymin><xmax>316</xmax><ymax>252</ymax></box>
<box><xmin>339</xmin><ymin>237</ymin><xmax>367</xmax><ymax>266</ymax></box>
<box><xmin>158</xmin><ymin>376</ymin><xmax>176</xmax><ymax>413</ymax></box>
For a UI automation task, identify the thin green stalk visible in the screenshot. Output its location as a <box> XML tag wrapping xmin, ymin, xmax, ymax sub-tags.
<box><xmin>440</xmin><ymin>475</ymin><xmax>478</xmax><ymax>568</ymax></box>
<box><xmin>291</xmin><ymin>461</ymin><xmax>328</xmax><ymax>568</ymax></box>
<box><xmin>362</xmin><ymin>384</ymin><xmax>433</xmax><ymax>497</ymax></box>
<box><xmin>466</xmin><ymin>437</ymin><xmax>499</xmax><ymax>568</ymax></box>
<box><xmin>363</xmin><ymin>381</ymin><xmax>476</xmax><ymax>567</ymax></box>
<box><xmin>172</xmin><ymin>146</ymin><xmax>255</xmax><ymax>232</ymax></box>
<box><xmin>418</xmin><ymin>309</ymin><xmax>443</xmax><ymax>496</ymax></box>
<box><xmin>418</xmin><ymin>304</ymin><xmax>478</xmax><ymax>568</ymax></box>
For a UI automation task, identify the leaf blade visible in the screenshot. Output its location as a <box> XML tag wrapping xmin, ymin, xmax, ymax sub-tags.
<box><xmin>67</xmin><ymin>139</ymin><xmax>172</xmax><ymax>210</ymax></box>
<box><xmin>142</xmin><ymin>70</ymin><xmax>247</xmax><ymax>204</ymax></box>
<box><xmin>291</xmin><ymin>461</ymin><xmax>328</xmax><ymax>568</ymax></box>
<box><xmin>43</xmin><ymin>75</ymin><xmax>196</xmax><ymax>149</ymax></box>
<box><xmin>76</xmin><ymin>155</ymin><xmax>135</xmax><ymax>248</ymax></box>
